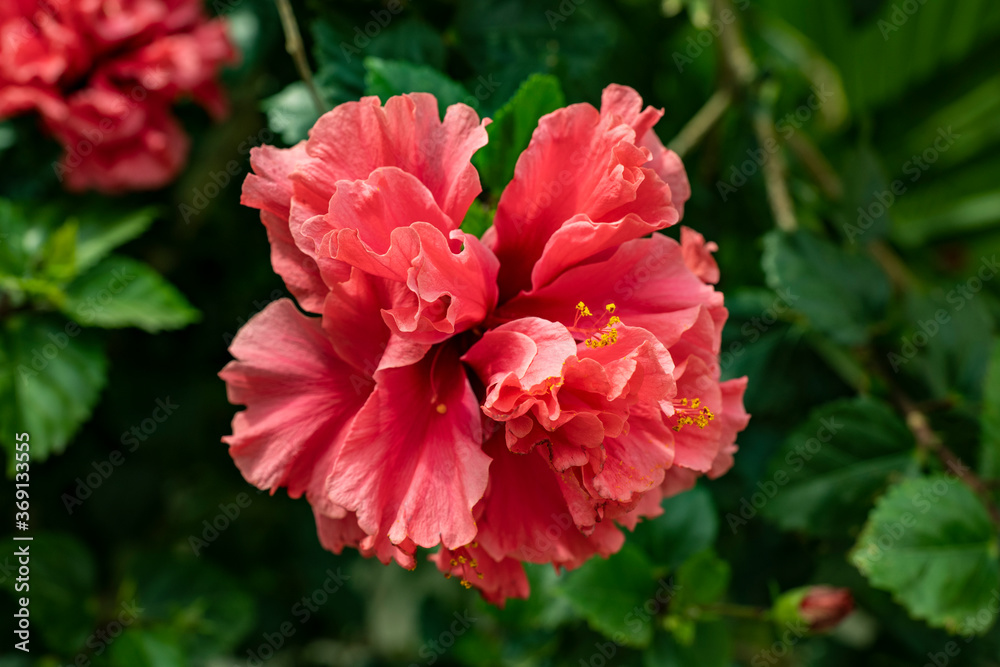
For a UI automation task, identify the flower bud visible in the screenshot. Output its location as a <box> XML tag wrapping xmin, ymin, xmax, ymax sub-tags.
<box><xmin>773</xmin><ymin>586</ymin><xmax>854</xmax><ymax>634</ymax></box>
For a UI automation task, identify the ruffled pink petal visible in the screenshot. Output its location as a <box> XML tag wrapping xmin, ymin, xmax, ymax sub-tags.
<box><xmin>290</xmin><ymin>94</ymin><xmax>487</xmax><ymax>232</ymax></box>
<box><xmin>681</xmin><ymin>226</ymin><xmax>720</xmax><ymax>284</ymax></box>
<box><xmin>600</xmin><ymin>84</ymin><xmax>691</xmax><ymax>219</ymax></box>
<box><xmin>473</xmin><ymin>433</ymin><xmax>622</xmax><ymax>568</ymax></box>
<box><xmin>326</xmin><ymin>344</ymin><xmax>491</xmax><ymax>550</ymax></box>
<box><xmin>709</xmin><ymin>377</ymin><xmax>750</xmax><ymax>478</ymax></box>
<box><xmin>242</xmin><ymin>143</ymin><xmax>328</xmax><ymax>313</ymax></box>
<box><xmin>219</xmin><ymin>299</ymin><xmax>369</xmax><ymax>507</ymax></box>
<box><xmin>495</xmin><ymin>234</ymin><xmax>721</xmax><ymax>352</ymax></box>
<box><xmin>490</xmin><ymin>85</ymin><xmax>686</xmax><ymax>299</ymax></box>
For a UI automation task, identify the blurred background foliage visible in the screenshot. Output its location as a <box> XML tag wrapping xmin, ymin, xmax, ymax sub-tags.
<box><xmin>2</xmin><ymin>0</ymin><xmax>1000</xmax><ymax>665</ymax></box>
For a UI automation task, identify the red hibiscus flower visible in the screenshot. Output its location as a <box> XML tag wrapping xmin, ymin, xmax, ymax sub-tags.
<box><xmin>221</xmin><ymin>86</ymin><xmax>750</xmax><ymax>605</ymax></box>
<box><xmin>0</xmin><ymin>0</ymin><xmax>236</xmax><ymax>192</ymax></box>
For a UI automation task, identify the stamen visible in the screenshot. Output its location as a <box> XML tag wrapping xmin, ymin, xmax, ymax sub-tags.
<box><xmin>569</xmin><ymin>301</ymin><xmax>622</xmax><ymax>349</ymax></box>
<box><xmin>670</xmin><ymin>396</ymin><xmax>715</xmax><ymax>432</ymax></box>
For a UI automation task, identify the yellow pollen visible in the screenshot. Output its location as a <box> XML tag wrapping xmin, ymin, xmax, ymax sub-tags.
<box><xmin>670</xmin><ymin>396</ymin><xmax>715</xmax><ymax>431</ymax></box>
<box><xmin>469</xmin><ymin>541</ymin><xmax>478</xmax><ymax>548</ymax></box>
<box><xmin>444</xmin><ymin>573</ymin><xmax>452</xmax><ymax>579</ymax></box>
<box><xmin>450</xmin><ymin>559</ymin><xmax>458</xmax><ymax>566</ymax></box>
<box><xmin>572</xmin><ymin>301</ymin><xmax>622</xmax><ymax>349</ymax></box>
<box><xmin>457</xmin><ymin>556</ymin><xmax>466</xmax><ymax>564</ymax></box>
<box><xmin>436</xmin><ymin>403</ymin><xmax>448</xmax><ymax>414</ymax></box>
<box><xmin>460</xmin><ymin>579</ymin><xmax>472</xmax><ymax>589</ymax></box>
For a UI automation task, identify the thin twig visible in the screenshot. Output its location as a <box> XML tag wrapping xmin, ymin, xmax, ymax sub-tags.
<box><xmin>752</xmin><ymin>109</ymin><xmax>798</xmax><ymax>232</ymax></box>
<box><xmin>872</xmin><ymin>359</ymin><xmax>1000</xmax><ymax>528</ymax></box>
<box><xmin>273</xmin><ymin>0</ymin><xmax>325</xmax><ymax>114</ymax></box>
<box><xmin>668</xmin><ymin>88</ymin><xmax>733</xmax><ymax>159</ymax></box>
<box><xmin>786</xmin><ymin>132</ymin><xmax>843</xmax><ymax>201</ymax></box>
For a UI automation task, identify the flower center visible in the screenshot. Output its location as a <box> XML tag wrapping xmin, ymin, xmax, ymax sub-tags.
<box><xmin>569</xmin><ymin>301</ymin><xmax>621</xmax><ymax>349</ymax></box>
<box><xmin>670</xmin><ymin>397</ymin><xmax>715</xmax><ymax>432</ymax></box>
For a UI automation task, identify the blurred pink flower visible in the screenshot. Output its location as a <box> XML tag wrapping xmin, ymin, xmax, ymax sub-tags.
<box><xmin>223</xmin><ymin>86</ymin><xmax>749</xmax><ymax>605</ymax></box>
<box><xmin>0</xmin><ymin>0</ymin><xmax>236</xmax><ymax>192</ymax></box>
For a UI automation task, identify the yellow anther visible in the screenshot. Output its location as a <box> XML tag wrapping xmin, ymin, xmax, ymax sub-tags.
<box><xmin>670</xmin><ymin>396</ymin><xmax>715</xmax><ymax>432</ymax></box>
<box><xmin>460</xmin><ymin>579</ymin><xmax>472</xmax><ymax>589</ymax></box>
<box><xmin>450</xmin><ymin>559</ymin><xmax>458</xmax><ymax>566</ymax></box>
<box><xmin>477</xmin><ymin>573</ymin><xmax>484</xmax><ymax>579</ymax></box>
<box><xmin>436</xmin><ymin>404</ymin><xmax>448</xmax><ymax>414</ymax></box>
<box><xmin>444</xmin><ymin>573</ymin><xmax>452</xmax><ymax>579</ymax></box>
<box><xmin>605</xmin><ymin>303</ymin><xmax>616</xmax><ymax>313</ymax></box>
<box><xmin>470</xmin><ymin>559</ymin><xmax>478</xmax><ymax>568</ymax></box>
<box><xmin>457</xmin><ymin>556</ymin><xmax>466</xmax><ymax>563</ymax></box>
<box><xmin>469</xmin><ymin>541</ymin><xmax>478</xmax><ymax>548</ymax></box>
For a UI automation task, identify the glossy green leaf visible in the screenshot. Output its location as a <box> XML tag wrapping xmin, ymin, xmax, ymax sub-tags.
<box><xmin>850</xmin><ymin>475</ymin><xmax>1000</xmax><ymax>634</ymax></box>
<box><xmin>62</xmin><ymin>256</ymin><xmax>199</xmax><ymax>332</ymax></box>
<box><xmin>761</xmin><ymin>229</ymin><xmax>890</xmax><ymax>345</ymax></box>
<box><xmin>0</xmin><ymin>315</ymin><xmax>107</xmax><ymax>467</ymax></box>
<box><xmin>759</xmin><ymin>397</ymin><xmax>915</xmax><ymax>537</ymax></box>
<box><xmin>363</xmin><ymin>57</ymin><xmax>472</xmax><ymax>112</ymax></box>
<box><xmin>632</xmin><ymin>485</ymin><xmax>718</xmax><ymax>569</ymax></box>
<box><xmin>558</xmin><ymin>544</ymin><xmax>659</xmax><ymax>648</ymax></box>
<box><xmin>473</xmin><ymin>73</ymin><xmax>565</xmax><ymax>194</ymax></box>
<box><xmin>74</xmin><ymin>207</ymin><xmax>158</xmax><ymax>274</ymax></box>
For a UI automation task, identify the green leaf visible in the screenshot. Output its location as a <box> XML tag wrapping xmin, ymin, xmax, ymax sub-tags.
<box><xmin>109</xmin><ymin>629</ymin><xmax>187</xmax><ymax>667</ymax></box>
<box><xmin>363</xmin><ymin>57</ymin><xmax>472</xmax><ymax>113</ymax></box>
<box><xmin>761</xmin><ymin>229</ymin><xmax>890</xmax><ymax>345</ymax></box>
<box><xmin>981</xmin><ymin>338</ymin><xmax>1000</xmax><ymax>479</ymax></box>
<box><xmin>473</xmin><ymin>73</ymin><xmax>565</xmax><ymax>194</ymax></box>
<box><xmin>671</xmin><ymin>550</ymin><xmax>731</xmax><ymax>613</ymax></box>
<box><xmin>263</xmin><ymin>82</ymin><xmax>323</xmax><ymax>145</ymax></box>
<box><xmin>0</xmin><ymin>533</ymin><xmax>97</xmax><ymax>654</ymax></box>
<box><xmin>40</xmin><ymin>218</ymin><xmax>77</xmax><ymax>283</ymax></box>
<box><xmin>557</xmin><ymin>544</ymin><xmax>659</xmax><ymax>648</ymax></box>
<box><xmin>75</xmin><ymin>207</ymin><xmax>157</xmax><ymax>274</ymax></box>
<box><xmin>460</xmin><ymin>201</ymin><xmax>494</xmax><ymax>238</ymax></box>
<box><xmin>62</xmin><ymin>256</ymin><xmax>199</xmax><ymax>332</ymax></box>
<box><xmin>850</xmin><ymin>474</ymin><xmax>1000</xmax><ymax>634</ymax></box>
<box><xmin>632</xmin><ymin>485</ymin><xmax>718</xmax><ymax>569</ymax></box>
<box><xmin>645</xmin><ymin>620</ymin><xmax>732</xmax><ymax>667</ymax></box>
<box><xmin>0</xmin><ymin>315</ymin><xmax>107</xmax><ymax>466</ymax></box>
<box><xmin>759</xmin><ymin>397</ymin><xmax>915</xmax><ymax>537</ymax></box>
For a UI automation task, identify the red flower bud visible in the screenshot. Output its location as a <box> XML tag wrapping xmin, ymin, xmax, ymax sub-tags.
<box><xmin>799</xmin><ymin>586</ymin><xmax>854</xmax><ymax>633</ymax></box>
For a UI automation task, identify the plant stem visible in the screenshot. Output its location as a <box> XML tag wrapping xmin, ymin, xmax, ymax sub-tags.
<box><xmin>669</xmin><ymin>88</ymin><xmax>733</xmax><ymax>159</ymax></box>
<box><xmin>273</xmin><ymin>0</ymin><xmax>325</xmax><ymax>115</ymax></box>
<box><xmin>698</xmin><ymin>602</ymin><xmax>772</xmax><ymax>622</ymax></box>
<box><xmin>870</xmin><ymin>357</ymin><xmax>1000</xmax><ymax>528</ymax></box>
